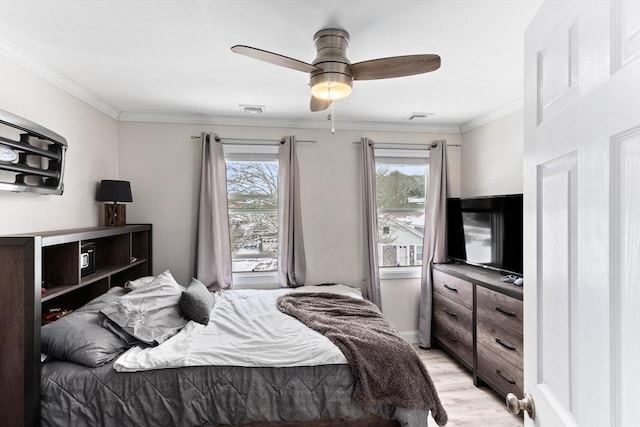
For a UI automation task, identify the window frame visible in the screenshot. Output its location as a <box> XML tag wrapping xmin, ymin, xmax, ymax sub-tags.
<box><xmin>374</xmin><ymin>148</ymin><xmax>429</xmax><ymax>280</ymax></box>
<box><xmin>223</xmin><ymin>144</ymin><xmax>280</xmax><ymax>284</ymax></box>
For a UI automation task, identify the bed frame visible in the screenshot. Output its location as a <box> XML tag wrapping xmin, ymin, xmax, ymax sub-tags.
<box><xmin>230</xmin><ymin>417</ymin><xmax>400</xmax><ymax>427</ymax></box>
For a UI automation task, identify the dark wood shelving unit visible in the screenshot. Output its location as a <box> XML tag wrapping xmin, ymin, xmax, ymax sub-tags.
<box><xmin>0</xmin><ymin>224</ymin><xmax>152</xmax><ymax>427</ymax></box>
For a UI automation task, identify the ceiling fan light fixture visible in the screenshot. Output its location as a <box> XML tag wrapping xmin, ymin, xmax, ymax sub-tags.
<box><xmin>311</xmin><ymin>80</ymin><xmax>352</xmax><ymax>100</ymax></box>
<box><xmin>310</xmin><ymin>71</ymin><xmax>353</xmax><ymax>100</ymax></box>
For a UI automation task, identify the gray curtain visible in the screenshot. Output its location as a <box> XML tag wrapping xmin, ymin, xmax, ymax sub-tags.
<box><xmin>418</xmin><ymin>140</ymin><xmax>448</xmax><ymax>347</ymax></box>
<box><xmin>277</xmin><ymin>136</ymin><xmax>306</xmax><ymax>287</ymax></box>
<box><xmin>360</xmin><ymin>137</ymin><xmax>382</xmax><ymax>308</ymax></box>
<box><xmin>195</xmin><ymin>132</ymin><xmax>232</xmax><ymax>290</ymax></box>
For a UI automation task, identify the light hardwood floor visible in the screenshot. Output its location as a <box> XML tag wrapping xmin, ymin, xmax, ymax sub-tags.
<box><xmin>415</xmin><ymin>347</ymin><xmax>523</xmax><ymax>427</ymax></box>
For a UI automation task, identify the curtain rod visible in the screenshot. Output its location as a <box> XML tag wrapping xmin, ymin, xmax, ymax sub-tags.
<box><xmin>352</xmin><ymin>141</ymin><xmax>461</xmax><ymax>149</ymax></box>
<box><xmin>190</xmin><ymin>135</ymin><xmax>316</xmax><ymax>145</ymax></box>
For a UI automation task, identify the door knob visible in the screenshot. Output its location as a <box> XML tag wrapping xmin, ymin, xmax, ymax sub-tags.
<box><xmin>506</xmin><ymin>392</ymin><xmax>535</xmax><ymax>419</ymax></box>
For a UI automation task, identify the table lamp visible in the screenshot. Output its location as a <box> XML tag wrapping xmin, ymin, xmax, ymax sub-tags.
<box><xmin>96</xmin><ymin>180</ymin><xmax>133</xmax><ymax>226</ymax></box>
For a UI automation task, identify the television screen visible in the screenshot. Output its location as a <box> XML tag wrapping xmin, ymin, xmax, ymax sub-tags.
<box><xmin>446</xmin><ymin>194</ymin><xmax>523</xmax><ymax>275</ymax></box>
<box><xmin>462</xmin><ymin>211</ymin><xmax>492</xmax><ymax>264</ymax></box>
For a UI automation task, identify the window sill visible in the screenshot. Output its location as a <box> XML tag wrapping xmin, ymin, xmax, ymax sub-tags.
<box><xmin>379</xmin><ymin>266</ymin><xmax>422</xmax><ymax>280</ymax></box>
<box><xmin>232</xmin><ymin>271</ymin><xmax>280</xmax><ymax>289</ymax></box>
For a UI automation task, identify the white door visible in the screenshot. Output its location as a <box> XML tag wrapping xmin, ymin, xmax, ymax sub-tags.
<box><xmin>522</xmin><ymin>1</ymin><xmax>640</xmax><ymax>426</ymax></box>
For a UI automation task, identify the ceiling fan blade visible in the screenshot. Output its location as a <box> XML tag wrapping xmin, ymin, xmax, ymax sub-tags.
<box><xmin>310</xmin><ymin>96</ymin><xmax>332</xmax><ymax>112</ymax></box>
<box><xmin>350</xmin><ymin>54</ymin><xmax>441</xmax><ymax>80</ymax></box>
<box><xmin>231</xmin><ymin>45</ymin><xmax>321</xmax><ymax>73</ymax></box>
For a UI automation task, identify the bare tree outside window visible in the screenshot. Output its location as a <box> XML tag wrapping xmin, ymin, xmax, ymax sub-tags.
<box><xmin>226</xmin><ymin>159</ymin><xmax>278</xmax><ymax>272</ymax></box>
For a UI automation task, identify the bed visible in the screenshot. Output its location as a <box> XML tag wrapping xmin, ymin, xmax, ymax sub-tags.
<box><xmin>40</xmin><ymin>271</ymin><xmax>447</xmax><ymax>427</ymax></box>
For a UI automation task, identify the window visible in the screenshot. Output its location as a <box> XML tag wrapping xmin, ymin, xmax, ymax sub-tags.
<box><xmin>225</xmin><ymin>145</ymin><xmax>279</xmax><ymax>273</ymax></box>
<box><xmin>375</xmin><ymin>149</ymin><xmax>428</xmax><ymax>268</ymax></box>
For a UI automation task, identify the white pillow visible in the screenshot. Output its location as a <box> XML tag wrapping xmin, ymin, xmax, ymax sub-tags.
<box><xmin>101</xmin><ymin>270</ymin><xmax>188</xmax><ymax>345</ymax></box>
<box><xmin>124</xmin><ymin>276</ymin><xmax>155</xmax><ymax>291</ymax></box>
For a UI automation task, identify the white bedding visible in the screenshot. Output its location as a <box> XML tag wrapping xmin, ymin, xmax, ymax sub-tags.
<box><xmin>113</xmin><ymin>284</ymin><xmax>361</xmax><ymax>372</ymax></box>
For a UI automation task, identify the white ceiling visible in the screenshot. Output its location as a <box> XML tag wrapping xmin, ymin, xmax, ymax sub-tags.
<box><xmin>0</xmin><ymin>0</ymin><xmax>542</xmax><ymax>130</ymax></box>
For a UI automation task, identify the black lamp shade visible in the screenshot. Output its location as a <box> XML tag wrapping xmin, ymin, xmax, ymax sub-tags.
<box><xmin>96</xmin><ymin>180</ymin><xmax>133</xmax><ymax>202</ymax></box>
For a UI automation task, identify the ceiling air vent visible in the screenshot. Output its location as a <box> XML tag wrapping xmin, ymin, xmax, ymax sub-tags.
<box><xmin>405</xmin><ymin>112</ymin><xmax>434</xmax><ymax>121</ymax></box>
<box><xmin>239</xmin><ymin>104</ymin><xmax>266</xmax><ymax>115</ymax></box>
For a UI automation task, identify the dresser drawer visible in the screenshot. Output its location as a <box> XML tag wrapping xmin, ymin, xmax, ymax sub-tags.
<box><xmin>434</xmin><ymin>322</ymin><xmax>473</xmax><ymax>367</ymax></box>
<box><xmin>434</xmin><ymin>291</ymin><xmax>473</xmax><ymax>332</ymax></box>
<box><xmin>476</xmin><ymin>285</ymin><xmax>523</xmax><ymax>334</ymax></box>
<box><xmin>477</xmin><ymin>344</ymin><xmax>524</xmax><ymax>398</ymax></box>
<box><xmin>477</xmin><ymin>315</ymin><xmax>523</xmax><ymax>369</ymax></box>
<box><xmin>433</xmin><ymin>269</ymin><xmax>473</xmax><ymax>310</ymax></box>
<box><xmin>433</xmin><ymin>293</ymin><xmax>473</xmax><ymax>366</ymax></box>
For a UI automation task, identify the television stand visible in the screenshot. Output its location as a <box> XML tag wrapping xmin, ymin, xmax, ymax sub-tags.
<box><xmin>432</xmin><ymin>262</ymin><xmax>523</xmax><ymax>399</ymax></box>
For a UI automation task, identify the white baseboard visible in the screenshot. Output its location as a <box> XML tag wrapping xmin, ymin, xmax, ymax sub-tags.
<box><xmin>400</xmin><ymin>330</ymin><xmax>420</xmax><ymax>344</ymax></box>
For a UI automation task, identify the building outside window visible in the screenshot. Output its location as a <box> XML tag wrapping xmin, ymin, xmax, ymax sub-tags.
<box><xmin>375</xmin><ymin>149</ymin><xmax>428</xmax><ymax>268</ymax></box>
<box><xmin>225</xmin><ymin>145</ymin><xmax>279</xmax><ymax>273</ymax></box>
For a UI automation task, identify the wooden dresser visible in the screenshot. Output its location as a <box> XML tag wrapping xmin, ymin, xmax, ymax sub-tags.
<box><xmin>432</xmin><ymin>263</ymin><xmax>523</xmax><ymax>398</ymax></box>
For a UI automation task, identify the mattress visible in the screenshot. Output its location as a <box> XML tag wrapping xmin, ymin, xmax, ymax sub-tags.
<box><xmin>41</xmin><ymin>359</ymin><xmax>428</xmax><ymax>427</ymax></box>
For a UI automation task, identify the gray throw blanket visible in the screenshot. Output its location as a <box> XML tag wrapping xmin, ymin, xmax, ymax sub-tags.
<box><xmin>277</xmin><ymin>292</ymin><xmax>448</xmax><ymax>426</ymax></box>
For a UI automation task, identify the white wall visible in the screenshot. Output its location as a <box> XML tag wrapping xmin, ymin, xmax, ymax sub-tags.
<box><xmin>461</xmin><ymin>109</ymin><xmax>524</xmax><ymax>197</ymax></box>
<box><xmin>380</xmin><ymin>277</ymin><xmax>422</xmax><ymax>340</ymax></box>
<box><xmin>0</xmin><ymin>57</ymin><xmax>119</xmax><ymax>235</ymax></box>
<box><xmin>118</xmin><ymin>121</ymin><xmax>461</xmax><ymax>334</ymax></box>
<box><xmin>0</xmin><ymin>52</ymin><xmax>469</xmax><ymax>336</ymax></box>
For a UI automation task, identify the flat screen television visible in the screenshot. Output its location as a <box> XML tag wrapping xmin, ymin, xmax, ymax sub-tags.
<box><xmin>446</xmin><ymin>194</ymin><xmax>523</xmax><ymax>275</ymax></box>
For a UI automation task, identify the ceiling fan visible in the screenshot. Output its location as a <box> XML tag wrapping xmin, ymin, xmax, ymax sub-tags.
<box><xmin>231</xmin><ymin>28</ymin><xmax>441</xmax><ymax>112</ymax></box>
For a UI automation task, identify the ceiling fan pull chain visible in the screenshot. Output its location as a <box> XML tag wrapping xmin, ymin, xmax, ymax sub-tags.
<box><xmin>331</xmin><ymin>102</ymin><xmax>335</xmax><ymax>134</ymax></box>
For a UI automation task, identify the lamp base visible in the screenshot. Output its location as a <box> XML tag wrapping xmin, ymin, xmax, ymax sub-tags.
<box><xmin>104</xmin><ymin>203</ymin><xmax>126</xmax><ymax>226</ymax></box>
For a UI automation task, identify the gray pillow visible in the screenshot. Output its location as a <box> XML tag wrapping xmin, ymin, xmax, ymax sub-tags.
<box><xmin>180</xmin><ymin>278</ymin><xmax>214</xmax><ymax>325</ymax></box>
<box><xmin>41</xmin><ymin>287</ymin><xmax>129</xmax><ymax>367</ymax></box>
<box><xmin>100</xmin><ymin>270</ymin><xmax>189</xmax><ymax>345</ymax></box>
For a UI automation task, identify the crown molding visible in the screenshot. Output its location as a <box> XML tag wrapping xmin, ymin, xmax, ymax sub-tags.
<box><xmin>0</xmin><ymin>36</ymin><xmax>121</xmax><ymax>119</ymax></box>
<box><xmin>118</xmin><ymin>111</ymin><xmax>462</xmax><ymax>134</ymax></box>
<box><xmin>459</xmin><ymin>98</ymin><xmax>523</xmax><ymax>133</ymax></box>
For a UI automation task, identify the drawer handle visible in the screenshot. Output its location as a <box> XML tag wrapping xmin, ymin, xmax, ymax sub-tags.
<box><xmin>495</xmin><ymin>338</ymin><xmax>516</xmax><ymax>351</ymax></box>
<box><xmin>444</xmin><ymin>284</ymin><xmax>458</xmax><ymax>292</ymax></box>
<box><xmin>444</xmin><ymin>333</ymin><xmax>458</xmax><ymax>343</ymax></box>
<box><xmin>444</xmin><ymin>308</ymin><xmax>458</xmax><ymax>318</ymax></box>
<box><xmin>496</xmin><ymin>369</ymin><xmax>516</xmax><ymax>385</ymax></box>
<box><xmin>495</xmin><ymin>306</ymin><xmax>516</xmax><ymax>317</ymax></box>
